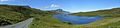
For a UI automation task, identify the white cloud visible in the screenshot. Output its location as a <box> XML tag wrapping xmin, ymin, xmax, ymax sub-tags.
<box><xmin>41</xmin><ymin>4</ymin><xmax>60</xmax><ymax>10</ymax></box>
<box><xmin>0</xmin><ymin>0</ymin><xmax>13</xmax><ymax>2</ymax></box>
<box><xmin>50</xmin><ymin>4</ymin><xmax>60</xmax><ymax>8</ymax></box>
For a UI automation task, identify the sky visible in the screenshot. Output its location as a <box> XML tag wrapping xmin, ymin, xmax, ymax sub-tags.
<box><xmin>0</xmin><ymin>0</ymin><xmax>120</xmax><ymax>13</ymax></box>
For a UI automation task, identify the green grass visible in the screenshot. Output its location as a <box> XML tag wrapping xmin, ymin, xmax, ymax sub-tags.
<box><xmin>0</xmin><ymin>5</ymin><xmax>31</xmax><ymax>26</ymax></box>
<box><xmin>71</xmin><ymin>8</ymin><xmax>120</xmax><ymax>28</ymax></box>
<box><xmin>28</xmin><ymin>11</ymin><xmax>73</xmax><ymax>28</ymax></box>
<box><xmin>1</xmin><ymin>4</ymin><xmax>120</xmax><ymax>28</ymax></box>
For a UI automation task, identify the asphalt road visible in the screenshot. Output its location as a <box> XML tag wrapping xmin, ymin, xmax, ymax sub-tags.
<box><xmin>0</xmin><ymin>18</ymin><xmax>33</xmax><ymax>28</ymax></box>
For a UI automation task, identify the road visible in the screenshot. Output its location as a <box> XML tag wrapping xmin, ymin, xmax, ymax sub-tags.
<box><xmin>0</xmin><ymin>18</ymin><xmax>33</xmax><ymax>28</ymax></box>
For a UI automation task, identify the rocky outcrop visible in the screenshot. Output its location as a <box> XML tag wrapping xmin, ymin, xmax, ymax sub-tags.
<box><xmin>49</xmin><ymin>9</ymin><xmax>70</xmax><ymax>14</ymax></box>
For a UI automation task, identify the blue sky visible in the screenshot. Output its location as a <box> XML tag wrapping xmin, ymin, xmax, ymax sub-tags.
<box><xmin>0</xmin><ymin>0</ymin><xmax>120</xmax><ymax>13</ymax></box>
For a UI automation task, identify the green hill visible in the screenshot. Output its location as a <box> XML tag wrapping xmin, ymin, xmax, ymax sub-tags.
<box><xmin>72</xmin><ymin>8</ymin><xmax>120</xmax><ymax>17</ymax></box>
<box><xmin>0</xmin><ymin>4</ymin><xmax>73</xmax><ymax>28</ymax></box>
<box><xmin>0</xmin><ymin>4</ymin><xmax>49</xmax><ymax>26</ymax></box>
<box><xmin>1</xmin><ymin>4</ymin><xmax>120</xmax><ymax>28</ymax></box>
<box><xmin>0</xmin><ymin>5</ymin><xmax>31</xmax><ymax>26</ymax></box>
<box><xmin>72</xmin><ymin>8</ymin><xmax>120</xmax><ymax>28</ymax></box>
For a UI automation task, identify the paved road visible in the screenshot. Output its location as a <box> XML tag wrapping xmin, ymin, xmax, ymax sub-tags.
<box><xmin>0</xmin><ymin>18</ymin><xmax>33</xmax><ymax>28</ymax></box>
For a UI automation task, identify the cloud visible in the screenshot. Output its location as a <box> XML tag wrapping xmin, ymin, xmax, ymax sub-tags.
<box><xmin>0</xmin><ymin>0</ymin><xmax>13</xmax><ymax>2</ymax></box>
<box><xmin>50</xmin><ymin>4</ymin><xmax>60</xmax><ymax>8</ymax></box>
<box><xmin>40</xmin><ymin>4</ymin><xmax>61</xmax><ymax>10</ymax></box>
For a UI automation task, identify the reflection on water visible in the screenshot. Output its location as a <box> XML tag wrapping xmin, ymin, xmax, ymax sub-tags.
<box><xmin>53</xmin><ymin>14</ymin><xmax>103</xmax><ymax>24</ymax></box>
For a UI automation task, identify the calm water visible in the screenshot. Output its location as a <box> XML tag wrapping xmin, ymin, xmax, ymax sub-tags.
<box><xmin>53</xmin><ymin>14</ymin><xmax>103</xmax><ymax>24</ymax></box>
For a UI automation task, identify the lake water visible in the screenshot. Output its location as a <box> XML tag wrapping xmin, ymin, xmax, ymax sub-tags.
<box><xmin>53</xmin><ymin>14</ymin><xmax>103</xmax><ymax>24</ymax></box>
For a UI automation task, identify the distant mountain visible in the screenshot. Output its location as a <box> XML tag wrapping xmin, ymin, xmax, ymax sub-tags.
<box><xmin>49</xmin><ymin>9</ymin><xmax>70</xmax><ymax>14</ymax></box>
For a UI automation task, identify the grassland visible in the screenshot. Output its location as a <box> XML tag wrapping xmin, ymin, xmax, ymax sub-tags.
<box><xmin>1</xmin><ymin>4</ymin><xmax>120</xmax><ymax>28</ymax></box>
<box><xmin>71</xmin><ymin>8</ymin><xmax>120</xmax><ymax>28</ymax></box>
<box><xmin>0</xmin><ymin>5</ymin><xmax>31</xmax><ymax>26</ymax></box>
<box><xmin>0</xmin><ymin>4</ymin><xmax>74</xmax><ymax>28</ymax></box>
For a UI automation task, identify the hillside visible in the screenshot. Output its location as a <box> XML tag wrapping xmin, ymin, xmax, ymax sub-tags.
<box><xmin>1</xmin><ymin>4</ymin><xmax>120</xmax><ymax>28</ymax></box>
<box><xmin>72</xmin><ymin>8</ymin><xmax>120</xmax><ymax>28</ymax></box>
<box><xmin>0</xmin><ymin>5</ymin><xmax>31</xmax><ymax>26</ymax></box>
<box><xmin>29</xmin><ymin>8</ymin><xmax>120</xmax><ymax>28</ymax></box>
<box><xmin>0</xmin><ymin>4</ymin><xmax>51</xmax><ymax>26</ymax></box>
<box><xmin>0</xmin><ymin>4</ymin><xmax>74</xmax><ymax>28</ymax></box>
<box><xmin>72</xmin><ymin>8</ymin><xmax>120</xmax><ymax>17</ymax></box>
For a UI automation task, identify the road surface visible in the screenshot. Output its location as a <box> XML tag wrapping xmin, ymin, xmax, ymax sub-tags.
<box><xmin>0</xmin><ymin>18</ymin><xmax>33</xmax><ymax>28</ymax></box>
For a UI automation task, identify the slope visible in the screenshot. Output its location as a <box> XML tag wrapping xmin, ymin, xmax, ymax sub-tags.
<box><xmin>72</xmin><ymin>8</ymin><xmax>120</xmax><ymax>28</ymax></box>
